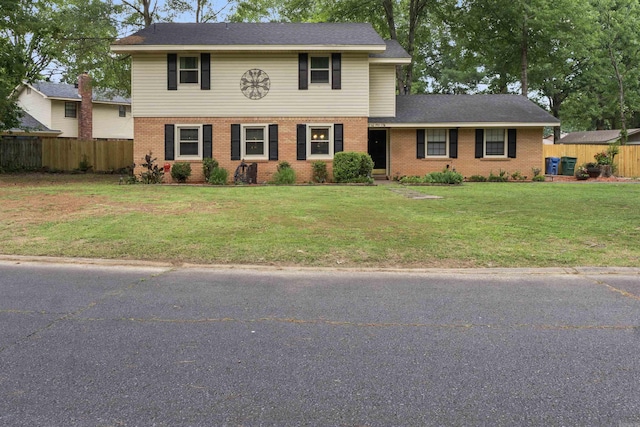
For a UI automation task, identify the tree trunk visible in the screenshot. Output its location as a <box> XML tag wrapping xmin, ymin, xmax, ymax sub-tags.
<box><xmin>608</xmin><ymin>46</ymin><xmax>626</xmax><ymax>144</ymax></box>
<box><xmin>521</xmin><ymin>14</ymin><xmax>528</xmax><ymax>97</ymax></box>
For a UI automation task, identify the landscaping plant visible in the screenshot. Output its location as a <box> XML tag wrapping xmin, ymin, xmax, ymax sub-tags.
<box><xmin>170</xmin><ymin>162</ymin><xmax>192</xmax><ymax>183</ymax></box>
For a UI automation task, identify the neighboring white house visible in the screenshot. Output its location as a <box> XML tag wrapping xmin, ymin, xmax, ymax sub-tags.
<box><xmin>14</xmin><ymin>75</ymin><xmax>133</xmax><ymax>140</ymax></box>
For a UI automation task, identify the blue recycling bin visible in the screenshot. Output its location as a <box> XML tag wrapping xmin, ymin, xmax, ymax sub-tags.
<box><xmin>545</xmin><ymin>157</ymin><xmax>560</xmax><ymax>175</ymax></box>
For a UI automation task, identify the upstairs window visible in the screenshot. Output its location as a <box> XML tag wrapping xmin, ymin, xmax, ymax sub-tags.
<box><xmin>65</xmin><ymin>102</ymin><xmax>77</xmax><ymax>118</ymax></box>
<box><xmin>310</xmin><ymin>56</ymin><xmax>330</xmax><ymax>84</ymax></box>
<box><xmin>179</xmin><ymin>56</ymin><xmax>199</xmax><ymax>84</ymax></box>
<box><xmin>119</xmin><ymin>105</ymin><xmax>126</xmax><ymax>117</ymax></box>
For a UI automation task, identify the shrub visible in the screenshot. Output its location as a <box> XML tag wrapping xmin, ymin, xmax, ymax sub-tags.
<box><xmin>511</xmin><ymin>170</ymin><xmax>526</xmax><ymax>181</ymax></box>
<box><xmin>399</xmin><ymin>175</ymin><xmax>424</xmax><ymax>184</ymax></box>
<box><xmin>312</xmin><ymin>161</ymin><xmax>328</xmax><ymax>183</ymax></box>
<box><xmin>426</xmin><ymin>169</ymin><xmax>464</xmax><ymax>184</ymax></box>
<box><xmin>532</xmin><ymin>175</ymin><xmax>546</xmax><ymax>182</ymax></box>
<box><xmin>333</xmin><ymin>152</ymin><xmax>374</xmax><ymax>183</ymax></box>
<box><xmin>468</xmin><ymin>175</ymin><xmax>487</xmax><ymax>182</ymax></box>
<box><xmin>202</xmin><ymin>158</ymin><xmax>219</xmax><ymax>180</ymax></box>
<box><xmin>170</xmin><ymin>162</ymin><xmax>192</xmax><ymax>183</ymax></box>
<box><xmin>139</xmin><ymin>152</ymin><xmax>164</xmax><ymax>184</ymax></box>
<box><xmin>208</xmin><ymin>167</ymin><xmax>228</xmax><ymax>185</ymax></box>
<box><xmin>271</xmin><ymin>161</ymin><xmax>296</xmax><ymax>184</ymax></box>
<box><xmin>488</xmin><ymin>169</ymin><xmax>508</xmax><ymax>182</ymax></box>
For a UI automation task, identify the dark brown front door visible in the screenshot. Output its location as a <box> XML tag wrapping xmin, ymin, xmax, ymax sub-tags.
<box><xmin>368</xmin><ymin>129</ymin><xmax>387</xmax><ymax>173</ymax></box>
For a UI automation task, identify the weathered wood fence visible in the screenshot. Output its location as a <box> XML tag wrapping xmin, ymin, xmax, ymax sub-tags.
<box><xmin>0</xmin><ymin>137</ymin><xmax>133</xmax><ymax>172</ymax></box>
<box><xmin>543</xmin><ymin>144</ymin><xmax>640</xmax><ymax>177</ymax></box>
<box><xmin>0</xmin><ymin>137</ymin><xmax>42</xmax><ymax>170</ymax></box>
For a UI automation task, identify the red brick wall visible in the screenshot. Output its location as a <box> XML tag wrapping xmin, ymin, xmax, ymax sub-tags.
<box><xmin>77</xmin><ymin>73</ymin><xmax>93</xmax><ymax>140</ymax></box>
<box><xmin>134</xmin><ymin>117</ymin><xmax>368</xmax><ymax>183</ymax></box>
<box><xmin>389</xmin><ymin>127</ymin><xmax>543</xmax><ymax>179</ymax></box>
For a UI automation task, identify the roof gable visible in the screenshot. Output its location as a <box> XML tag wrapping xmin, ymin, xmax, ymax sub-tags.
<box><xmin>113</xmin><ymin>22</ymin><xmax>386</xmax><ymax>51</ymax></box>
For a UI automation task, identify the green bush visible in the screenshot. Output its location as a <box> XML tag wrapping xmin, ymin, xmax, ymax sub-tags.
<box><xmin>468</xmin><ymin>175</ymin><xmax>487</xmax><ymax>182</ymax></box>
<box><xmin>333</xmin><ymin>152</ymin><xmax>373</xmax><ymax>183</ymax></box>
<box><xmin>488</xmin><ymin>169</ymin><xmax>508</xmax><ymax>182</ymax></box>
<box><xmin>312</xmin><ymin>161</ymin><xmax>328</xmax><ymax>183</ymax></box>
<box><xmin>532</xmin><ymin>175</ymin><xmax>546</xmax><ymax>182</ymax></box>
<box><xmin>426</xmin><ymin>169</ymin><xmax>464</xmax><ymax>184</ymax></box>
<box><xmin>170</xmin><ymin>162</ymin><xmax>192</xmax><ymax>183</ymax></box>
<box><xmin>270</xmin><ymin>161</ymin><xmax>296</xmax><ymax>184</ymax></box>
<box><xmin>139</xmin><ymin>153</ymin><xmax>164</xmax><ymax>184</ymax></box>
<box><xmin>399</xmin><ymin>175</ymin><xmax>424</xmax><ymax>184</ymax></box>
<box><xmin>208</xmin><ymin>167</ymin><xmax>228</xmax><ymax>185</ymax></box>
<box><xmin>202</xmin><ymin>158</ymin><xmax>219</xmax><ymax>180</ymax></box>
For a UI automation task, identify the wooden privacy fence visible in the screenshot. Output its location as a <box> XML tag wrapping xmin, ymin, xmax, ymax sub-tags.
<box><xmin>0</xmin><ymin>137</ymin><xmax>42</xmax><ymax>170</ymax></box>
<box><xmin>41</xmin><ymin>138</ymin><xmax>133</xmax><ymax>172</ymax></box>
<box><xmin>543</xmin><ymin>144</ymin><xmax>640</xmax><ymax>177</ymax></box>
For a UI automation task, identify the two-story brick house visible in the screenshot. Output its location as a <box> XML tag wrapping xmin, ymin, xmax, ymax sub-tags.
<box><xmin>111</xmin><ymin>22</ymin><xmax>559</xmax><ymax>182</ymax></box>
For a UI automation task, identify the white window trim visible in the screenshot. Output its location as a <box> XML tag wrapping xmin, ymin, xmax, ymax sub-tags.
<box><xmin>307</xmin><ymin>124</ymin><xmax>334</xmax><ymax>160</ymax></box>
<box><xmin>309</xmin><ymin>55</ymin><xmax>331</xmax><ymax>85</ymax></box>
<box><xmin>426</xmin><ymin>128</ymin><xmax>449</xmax><ymax>158</ymax></box>
<box><xmin>178</xmin><ymin>55</ymin><xmax>199</xmax><ymax>85</ymax></box>
<box><xmin>241</xmin><ymin>124</ymin><xmax>269</xmax><ymax>161</ymax></box>
<box><xmin>175</xmin><ymin>124</ymin><xmax>202</xmax><ymax>160</ymax></box>
<box><xmin>484</xmin><ymin>128</ymin><xmax>507</xmax><ymax>158</ymax></box>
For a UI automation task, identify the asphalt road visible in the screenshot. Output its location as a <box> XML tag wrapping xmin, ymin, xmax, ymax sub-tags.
<box><xmin>1</xmin><ymin>259</ymin><xmax>639</xmax><ymax>426</ymax></box>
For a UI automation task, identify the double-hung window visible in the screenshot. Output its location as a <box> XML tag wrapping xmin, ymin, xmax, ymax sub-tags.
<box><xmin>119</xmin><ymin>105</ymin><xmax>126</xmax><ymax>117</ymax></box>
<box><xmin>308</xmin><ymin>125</ymin><xmax>333</xmax><ymax>158</ymax></box>
<box><xmin>427</xmin><ymin>129</ymin><xmax>447</xmax><ymax>157</ymax></box>
<box><xmin>485</xmin><ymin>128</ymin><xmax>506</xmax><ymax>157</ymax></box>
<box><xmin>242</xmin><ymin>125</ymin><xmax>268</xmax><ymax>160</ymax></box>
<box><xmin>175</xmin><ymin>125</ymin><xmax>202</xmax><ymax>159</ymax></box>
<box><xmin>179</xmin><ymin>56</ymin><xmax>199</xmax><ymax>84</ymax></box>
<box><xmin>65</xmin><ymin>102</ymin><xmax>77</xmax><ymax>118</ymax></box>
<box><xmin>310</xmin><ymin>56</ymin><xmax>330</xmax><ymax>84</ymax></box>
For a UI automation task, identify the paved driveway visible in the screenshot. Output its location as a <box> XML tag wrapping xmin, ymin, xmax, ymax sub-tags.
<box><xmin>1</xmin><ymin>260</ymin><xmax>639</xmax><ymax>426</ymax></box>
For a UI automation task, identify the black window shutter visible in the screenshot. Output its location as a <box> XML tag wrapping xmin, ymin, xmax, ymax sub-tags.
<box><xmin>298</xmin><ymin>53</ymin><xmax>308</xmax><ymax>90</ymax></box>
<box><xmin>417</xmin><ymin>129</ymin><xmax>425</xmax><ymax>159</ymax></box>
<box><xmin>331</xmin><ymin>53</ymin><xmax>341</xmax><ymax>90</ymax></box>
<box><xmin>475</xmin><ymin>129</ymin><xmax>484</xmax><ymax>158</ymax></box>
<box><xmin>449</xmin><ymin>129</ymin><xmax>458</xmax><ymax>159</ymax></box>
<box><xmin>297</xmin><ymin>124</ymin><xmax>306</xmax><ymax>160</ymax></box>
<box><xmin>231</xmin><ymin>124</ymin><xmax>240</xmax><ymax>160</ymax></box>
<box><xmin>201</xmin><ymin>53</ymin><xmax>210</xmax><ymax>90</ymax></box>
<box><xmin>334</xmin><ymin>124</ymin><xmax>344</xmax><ymax>153</ymax></box>
<box><xmin>167</xmin><ymin>54</ymin><xmax>177</xmax><ymax>91</ymax></box>
<box><xmin>203</xmin><ymin>124</ymin><xmax>212</xmax><ymax>159</ymax></box>
<box><xmin>507</xmin><ymin>128</ymin><xmax>517</xmax><ymax>158</ymax></box>
<box><xmin>165</xmin><ymin>124</ymin><xmax>175</xmax><ymax>160</ymax></box>
<box><xmin>269</xmin><ymin>124</ymin><xmax>278</xmax><ymax>161</ymax></box>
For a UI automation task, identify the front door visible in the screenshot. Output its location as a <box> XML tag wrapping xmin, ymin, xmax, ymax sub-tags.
<box><xmin>368</xmin><ymin>129</ymin><xmax>387</xmax><ymax>175</ymax></box>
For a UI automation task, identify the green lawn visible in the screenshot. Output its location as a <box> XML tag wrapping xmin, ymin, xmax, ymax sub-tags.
<box><xmin>1</xmin><ymin>174</ymin><xmax>639</xmax><ymax>268</ymax></box>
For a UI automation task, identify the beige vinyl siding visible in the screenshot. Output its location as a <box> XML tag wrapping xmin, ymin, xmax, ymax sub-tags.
<box><xmin>17</xmin><ymin>87</ymin><xmax>53</xmax><ymax>128</ymax></box>
<box><xmin>50</xmin><ymin>100</ymin><xmax>78</xmax><ymax>137</ymax></box>
<box><xmin>93</xmin><ymin>104</ymin><xmax>133</xmax><ymax>139</ymax></box>
<box><xmin>369</xmin><ymin>64</ymin><xmax>396</xmax><ymax>117</ymax></box>
<box><xmin>132</xmin><ymin>52</ymin><xmax>370</xmax><ymax>117</ymax></box>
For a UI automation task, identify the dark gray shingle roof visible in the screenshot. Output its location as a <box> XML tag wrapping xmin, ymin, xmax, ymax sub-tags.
<box><xmin>7</xmin><ymin>112</ymin><xmax>60</xmax><ymax>134</ymax></box>
<box><xmin>31</xmin><ymin>81</ymin><xmax>130</xmax><ymax>104</ymax></box>
<box><xmin>370</xmin><ymin>39</ymin><xmax>411</xmax><ymax>59</ymax></box>
<box><xmin>370</xmin><ymin>95</ymin><xmax>560</xmax><ymax>125</ymax></box>
<box><xmin>559</xmin><ymin>129</ymin><xmax>640</xmax><ymax>144</ymax></box>
<box><xmin>114</xmin><ymin>22</ymin><xmax>386</xmax><ymax>47</ymax></box>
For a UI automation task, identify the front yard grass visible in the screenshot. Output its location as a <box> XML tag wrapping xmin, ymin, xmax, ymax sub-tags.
<box><xmin>1</xmin><ymin>174</ymin><xmax>639</xmax><ymax>268</ymax></box>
